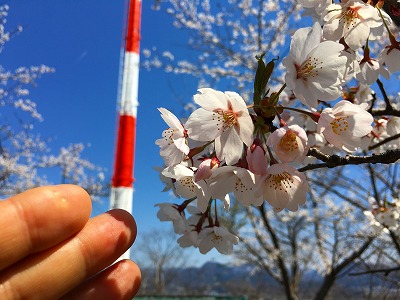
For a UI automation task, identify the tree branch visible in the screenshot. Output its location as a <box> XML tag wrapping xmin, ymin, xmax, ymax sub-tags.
<box><xmin>299</xmin><ymin>148</ymin><xmax>400</xmax><ymax>172</ymax></box>
<box><xmin>314</xmin><ymin>238</ymin><xmax>374</xmax><ymax>300</ymax></box>
<box><xmin>369</xmin><ymin>133</ymin><xmax>400</xmax><ymax>150</ymax></box>
<box><xmin>371</xmin><ymin>108</ymin><xmax>400</xmax><ymax>117</ymax></box>
<box><xmin>376</xmin><ymin>78</ymin><xmax>394</xmax><ymax>111</ymax></box>
<box><xmin>237</xmin><ymin>237</ymin><xmax>283</xmax><ymax>283</ymax></box>
<box><xmin>258</xmin><ymin>205</ymin><xmax>298</xmax><ymax>300</ymax></box>
<box><xmin>349</xmin><ymin>266</ymin><xmax>400</xmax><ymax>276</ymax></box>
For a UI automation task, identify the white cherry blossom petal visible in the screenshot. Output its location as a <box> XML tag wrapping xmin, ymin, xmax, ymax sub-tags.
<box><xmin>215</xmin><ymin>126</ymin><xmax>244</xmax><ymax>165</ymax></box>
<box><xmin>186</xmin><ymin>108</ymin><xmax>225</xmax><ymax>141</ymax></box>
<box><xmin>260</xmin><ymin>163</ymin><xmax>310</xmax><ymax>212</ymax></box>
<box><xmin>194</xmin><ymin>88</ymin><xmax>228</xmax><ymax>110</ymax></box>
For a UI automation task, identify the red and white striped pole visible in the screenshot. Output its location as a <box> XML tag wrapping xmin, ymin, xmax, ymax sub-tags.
<box><xmin>110</xmin><ymin>0</ymin><xmax>142</xmax><ymax>259</ymax></box>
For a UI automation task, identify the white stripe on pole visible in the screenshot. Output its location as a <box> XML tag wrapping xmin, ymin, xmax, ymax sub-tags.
<box><xmin>110</xmin><ymin>187</ymin><xmax>134</xmax><ymax>212</ymax></box>
<box><xmin>119</xmin><ymin>52</ymin><xmax>140</xmax><ymax>117</ymax></box>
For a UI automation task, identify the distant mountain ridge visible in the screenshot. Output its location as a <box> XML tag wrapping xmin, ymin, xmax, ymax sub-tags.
<box><xmin>138</xmin><ymin>261</ymin><xmax>400</xmax><ymax>299</ymax></box>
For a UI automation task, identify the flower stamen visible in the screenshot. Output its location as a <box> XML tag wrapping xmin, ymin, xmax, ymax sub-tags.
<box><xmin>295</xmin><ymin>57</ymin><xmax>321</xmax><ymax>79</ymax></box>
<box><xmin>279</xmin><ymin>130</ymin><xmax>299</xmax><ymax>152</ymax></box>
<box><xmin>330</xmin><ymin>116</ymin><xmax>350</xmax><ymax>135</ymax></box>
<box><xmin>339</xmin><ymin>6</ymin><xmax>362</xmax><ymax>29</ymax></box>
<box><xmin>267</xmin><ymin>171</ymin><xmax>295</xmax><ymax>192</ymax></box>
<box><xmin>211</xmin><ymin>233</ymin><xmax>223</xmax><ymax>243</ymax></box>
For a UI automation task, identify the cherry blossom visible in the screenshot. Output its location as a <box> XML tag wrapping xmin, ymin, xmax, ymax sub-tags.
<box><xmin>387</xmin><ymin>117</ymin><xmax>400</xmax><ymax>149</ymax></box>
<box><xmin>267</xmin><ymin>125</ymin><xmax>309</xmax><ymax>163</ymax></box>
<box><xmin>154</xmin><ymin>166</ymin><xmax>179</xmax><ymax>197</ymax></box>
<box><xmin>156</xmin><ymin>108</ymin><xmax>189</xmax><ymax>166</ymax></box>
<box><xmin>379</xmin><ymin>42</ymin><xmax>400</xmax><ymax>74</ymax></box>
<box><xmin>177</xmin><ymin>230</ymin><xmax>201</xmax><ymax>248</ymax></box>
<box><xmin>155</xmin><ymin>203</ymin><xmax>186</xmax><ymax>234</ymax></box>
<box><xmin>375</xmin><ymin>208</ymin><xmax>399</xmax><ymax>229</ymax></box>
<box><xmin>361</xmin><ymin>117</ymin><xmax>390</xmax><ymax>152</ymax></box>
<box><xmin>364</xmin><ymin>200</ymin><xmax>400</xmax><ymax>234</ymax></box>
<box><xmin>185</xmin><ymin>88</ymin><xmax>254</xmax><ymax>165</ymax></box>
<box><xmin>283</xmin><ymin>22</ymin><xmax>347</xmax><ymax>108</ymax></box>
<box><xmin>317</xmin><ymin>100</ymin><xmax>374</xmax><ymax>152</ymax></box>
<box><xmin>323</xmin><ymin>0</ymin><xmax>382</xmax><ymax>50</ymax></box>
<box><xmin>297</xmin><ymin>0</ymin><xmax>331</xmax><ymax>19</ymax></box>
<box><xmin>354</xmin><ymin>84</ymin><xmax>374</xmax><ymax>104</ymax></box>
<box><xmin>356</xmin><ymin>55</ymin><xmax>390</xmax><ymax>85</ymax></box>
<box><xmin>259</xmin><ymin>163</ymin><xmax>310</xmax><ymax>212</ymax></box>
<box><xmin>341</xmin><ymin>48</ymin><xmax>361</xmax><ymax>82</ymax></box>
<box><xmin>177</xmin><ymin>205</ymin><xmax>205</xmax><ymax>248</ymax></box>
<box><xmin>198</xmin><ymin>225</ymin><xmax>239</xmax><ymax>255</ymax></box>
<box><xmin>162</xmin><ymin>163</ymin><xmax>210</xmax><ymax>212</ymax></box>
<box><xmin>208</xmin><ymin>166</ymin><xmax>264</xmax><ymax>207</ymax></box>
<box><xmin>150</xmin><ymin>1</ymin><xmax>400</xmax><ymax>262</ymax></box>
<box><xmin>363</xmin><ymin>210</ymin><xmax>389</xmax><ymax>234</ymax></box>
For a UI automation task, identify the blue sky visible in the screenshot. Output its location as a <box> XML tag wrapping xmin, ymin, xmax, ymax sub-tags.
<box><xmin>4</xmin><ymin>0</ymin><xmax>226</xmax><ymax>265</ymax></box>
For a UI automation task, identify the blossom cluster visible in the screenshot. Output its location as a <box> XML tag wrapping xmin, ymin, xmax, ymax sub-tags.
<box><xmin>364</xmin><ymin>198</ymin><xmax>400</xmax><ymax>235</ymax></box>
<box><xmin>155</xmin><ymin>0</ymin><xmax>400</xmax><ymax>255</ymax></box>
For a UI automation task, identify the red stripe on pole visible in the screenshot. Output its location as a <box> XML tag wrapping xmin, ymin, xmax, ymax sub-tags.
<box><xmin>112</xmin><ymin>115</ymin><xmax>136</xmax><ymax>187</ymax></box>
<box><xmin>125</xmin><ymin>0</ymin><xmax>141</xmax><ymax>53</ymax></box>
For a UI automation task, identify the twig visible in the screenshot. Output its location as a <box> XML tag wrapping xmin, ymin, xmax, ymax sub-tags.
<box><xmin>299</xmin><ymin>148</ymin><xmax>400</xmax><ymax>172</ymax></box>
<box><xmin>376</xmin><ymin>78</ymin><xmax>394</xmax><ymax>111</ymax></box>
<box><xmin>371</xmin><ymin>108</ymin><xmax>400</xmax><ymax>117</ymax></box>
<box><xmin>366</xmin><ymin>163</ymin><xmax>381</xmax><ymax>206</ymax></box>
<box><xmin>349</xmin><ymin>266</ymin><xmax>400</xmax><ymax>276</ymax></box>
<box><xmin>369</xmin><ymin>133</ymin><xmax>400</xmax><ymax>150</ymax></box>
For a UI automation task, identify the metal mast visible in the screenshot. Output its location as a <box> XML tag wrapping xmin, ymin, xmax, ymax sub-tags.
<box><xmin>110</xmin><ymin>0</ymin><xmax>142</xmax><ymax>259</ymax></box>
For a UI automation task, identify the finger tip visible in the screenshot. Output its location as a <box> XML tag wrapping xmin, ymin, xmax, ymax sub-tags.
<box><xmin>117</xmin><ymin>260</ymin><xmax>142</xmax><ymax>297</ymax></box>
<box><xmin>61</xmin><ymin>259</ymin><xmax>142</xmax><ymax>300</ymax></box>
<box><xmin>103</xmin><ymin>259</ymin><xmax>142</xmax><ymax>298</ymax></box>
<box><xmin>107</xmin><ymin>209</ymin><xmax>138</xmax><ymax>243</ymax></box>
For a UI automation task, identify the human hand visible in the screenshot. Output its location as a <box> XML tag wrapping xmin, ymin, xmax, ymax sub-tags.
<box><xmin>0</xmin><ymin>184</ymin><xmax>141</xmax><ymax>300</ymax></box>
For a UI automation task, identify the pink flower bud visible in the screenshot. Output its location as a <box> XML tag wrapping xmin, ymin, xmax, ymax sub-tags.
<box><xmin>246</xmin><ymin>138</ymin><xmax>268</xmax><ymax>176</ymax></box>
<box><xmin>195</xmin><ymin>157</ymin><xmax>220</xmax><ymax>182</ymax></box>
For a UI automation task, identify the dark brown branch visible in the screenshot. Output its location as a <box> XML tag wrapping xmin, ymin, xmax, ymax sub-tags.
<box><xmin>308</xmin><ymin>178</ymin><xmax>368</xmax><ymax>210</ymax></box>
<box><xmin>376</xmin><ymin>78</ymin><xmax>394</xmax><ymax>111</ymax></box>
<box><xmin>349</xmin><ymin>266</ymin><xmax>400</xmax><ymax>277</ymax></box>
<box><xmin>389</xmin><ymin>229</ymin><xmax>400</xmax><ymax>256</ymax></box>
<box><xmin>246</xmin><ymin>208</ymin><xmax>274</xmax><ymax>256</ymax></box>
<box><xmin>369</xmin><ymin>133</ymin><xmax>400</xmax><ymax>150</ymax></box>
<box><xmin>237</xmin><ymin>236</ymin><xmax>282</xmax><ymax>283</ymax></box>
<box><xmin>299</xmin><ymin>148</ymin><xmax>400</xmax><ymax>172</ymax></box>
<box><xmin>371</xmin><ymin>108</ymin><xmax>400</xmax><ymax>117</ymax></box>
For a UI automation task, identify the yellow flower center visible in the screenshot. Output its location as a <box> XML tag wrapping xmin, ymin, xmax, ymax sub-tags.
<box><xmin>330</xmin><ymin>116</ymin><xmax>350</xmax><ymax>135</ymax></box>
<box><xmin>279</xmin><ymin>130</ymin><xmax>299</xmax><ymax>152</ymax></box>
<box><xmin>296</xmin><ymin>57</ymin><xmax>321</xmax><ymax>80</ymax></box>
<box><xmin>221</xmin><ymin>111</ymin><xmax>238</xmax><ymax>127</ymax></box>
<box><xmin>212</xmin><ymin>100</ymin><xmax>242</xmax><ymax>131</ymax></box>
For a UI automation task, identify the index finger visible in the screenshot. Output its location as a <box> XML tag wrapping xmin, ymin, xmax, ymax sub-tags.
<box><xmin>0</xmin><ymin>185</ymin><xmax>92</xmax><ymax>271</ymax></box>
